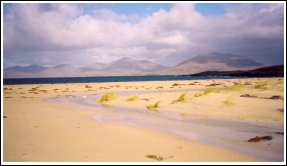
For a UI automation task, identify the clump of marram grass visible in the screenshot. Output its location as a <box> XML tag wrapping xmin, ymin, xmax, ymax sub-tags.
<box><xmin>223</xmin><ymin>97</ymin><xmax>235</xmax><ymax>106</ymax></box>
<box><xmin>194</xmin><ymin>91</ymin><xmax>204</xmax><ymax>97</ymax></box>
<box><xmin>146</xmin><ymin>101</ymin><xmax>160</xmax><ymax>110</ymax></box>
<box><xmin>99</xmin><ymin>93</ymin><xmax>116</xmax><ymax>102</ymax></box>
<box><xmin>172</xmin><ymin>93</ymin><xmax>187</xmax><ymax>104</ymax></box>
<box><xmin>127</xmin><ymin>95</ymin><xmax>139</xmax><ymax>102</ymax></box>
<box><xmin>253</xmin><ymin>79</ymin><xmax>284</xmax><ymax>91</ymax></box>
<box><xmin>226</xmin><ymin>84</ymin><xmax>244</xmax><ymax>91</ymax></box>
<box><xmin>193</xmin><ymin>88</ymin><xmax>221</xmax><ymax>97</ymax></box>
<box><xmin>274</xmin><ymin>80</ymin><xmax>284</xmax><ymax>92</ymax></box>
<box><xmin>192</xmin><ymin>84</ymin><xmax>246</xmax><ymax>98</ymax></box>
<box><xmin>254</xmin><ymin>81</ymin><xmax>269</xmax><ymax>90</ymax></box>
<box><xmin>203</xmin><ymin>88</ymin><xmax>221</xmax><ymax>95</ymax></box>
<box><xmin>244</xmin><ymin>81</ymin><xmax>252</xmax><ymax>85</ymax></box>
<box><xmin>268</xmin><ymin>79</ymin><xmax>284</xmax><ymax>92</ymax></box>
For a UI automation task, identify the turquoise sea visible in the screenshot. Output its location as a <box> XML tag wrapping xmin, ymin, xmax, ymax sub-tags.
<box><xmin>3</xmin><ymin>75</ymin><xmax>235</xmax><ymax>85</ymax></box>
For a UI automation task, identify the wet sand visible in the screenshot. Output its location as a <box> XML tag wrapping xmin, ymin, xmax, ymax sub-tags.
<box><xmin>3</xmin><ymin>78</ymin><xmax>284</xmax><ymax>162</ymax></box>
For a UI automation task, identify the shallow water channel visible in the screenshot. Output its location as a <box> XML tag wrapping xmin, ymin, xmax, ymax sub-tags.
<box><xmin>44</xmin><ymin>90</ymin><xmax>284</xmax><ymax>161</ymax></box>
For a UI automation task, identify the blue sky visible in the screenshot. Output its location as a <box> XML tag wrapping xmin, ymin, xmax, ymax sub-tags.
<box><xmin>87</xmin><ymin>3</ymin><xmax>227</xmax><ymax>15</ymax></box>
<box><xmin>83</xmin><ymin>3</ymin><xmax>172</xmax><ymax>16</ymax></box>
<box><xmin>195</xmin><ymin>3</ymin><xmax>231</xmax><ymax>15</ymax></box>
<box><xmin>93</xmin><ymin>3</ymin><xmax>229</xmax><ymax>16</ymax></box>
<box><xmin>3</xmin><ymin>3</ymin><xmax>284</xmax><ymax>67</ymax></box>
<box><xmin>4</xmin><ymin>3</ymin><xmax>230</xmax><ymax>16</ymax></box>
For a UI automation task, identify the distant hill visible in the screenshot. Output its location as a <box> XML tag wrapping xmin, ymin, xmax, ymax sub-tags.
<box><xmin>4</xmin><ymin>64</ymin><xmax>81</xmax><ymax>78</ymax></box>
<box><xmin>52</xmin><ymin>64</ymin><xmax>74</xmax><ymax>69</ymax></box>
<box><xmin>4</xmin><ymin>53</ymin><xmax>271</xmax><ymax>78</ymax></box>
<box><xmin>3</xmin><ymin>58</ymin><xmax>167</xmax><ymax>78</ymax></box>
<box><xmin>5</xmin><ymin>64</ymin><xmax>48</xmax><ymax>73</ymax></box>
<box><xmin>178</xmin><ymin>53</ymin><xmax>263</xmax><ymax>68</ymax></box>
<box><xmin>38</xmin><ymin>64</ymin><xmax>81</xmax><ymax>77</ymax></box>
<box><xmin>80</xmin><ymin>62</ymin><xmax>107</xmax><ymax>71</ymax></box>
<box><xmin>186</xmin><ymin>65</ymin><xmax>284</xmax><ymax>77</ymax></box>
<box><xmin>158</xmin><ymin>53</ymin><xmax>264</xmax><ymax>75</ymax></box>
<box><xmin>104</xmin><ymin>57</ymin><xmax>167</xmax><ymax>72</ymax></box>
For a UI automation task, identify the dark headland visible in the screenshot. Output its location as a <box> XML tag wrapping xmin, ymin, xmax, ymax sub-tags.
<box><xmin>184</xmin><ymin>65</ymin><xmax>284</xmax><ymax>77</ymax></box>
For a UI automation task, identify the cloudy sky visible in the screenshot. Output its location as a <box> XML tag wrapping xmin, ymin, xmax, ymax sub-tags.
<box><xmin>3</xmin><ymin>3</ymin><xmax>285</xmax><ymax>68</ymax></box>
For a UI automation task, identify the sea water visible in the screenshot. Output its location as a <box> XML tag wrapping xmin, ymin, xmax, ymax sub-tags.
<box><xmin>4</xmin><ymin>75</ymin><xmax>234</xmax><ymax>85</ymax></box>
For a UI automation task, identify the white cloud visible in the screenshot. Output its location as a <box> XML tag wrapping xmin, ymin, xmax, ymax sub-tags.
<box><xmin>3</xmin><ymin>3</ymin><xmax>284</xmax><ymax>67</ymax></box>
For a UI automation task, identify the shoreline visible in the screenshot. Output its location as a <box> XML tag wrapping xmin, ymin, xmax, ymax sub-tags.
<box><xmin>3</xmin><ymin>78</ymin><xmax>284</xmax><ymax>162</ymax></box>
<box><xmin>46</xmin><ymin>90</ymin><xmax>284</xmax><ymax>161</ymax></box>
<box><xmin>4</xmin><ymin>75</ymin><xmax>283</xmax><ymax>85</ymax></box>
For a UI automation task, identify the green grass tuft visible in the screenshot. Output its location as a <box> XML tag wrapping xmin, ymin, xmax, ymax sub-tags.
<box><xmin>272</xmin><ymin>79</ymin><xmax>284</xmax><ymax>92</ymax></box>
<box><xmin>172</xmin><ymin>93</ymin><xmax>187</xmax><ymax>103</ymax></box>
<box><xmin>193</xmin><ymin>88</ymin><xmax>220</xmax><ymax>97</ymax></box>
<box><xmin>127</xmin><ymin>95</ymin><xmax>139</xmax><ymax>102</ymax></box>
<box><xmin>254</xmin><ymin>81</ymin><xmax>269</xmax><ymax>90</ymax></box>
<box><xmin>253</xmin><ymin>80</ymin><xmax>284</xmax><ymax>91</ymax></box>
<box><xmin>226</xmin><ymin>84</ymin><xmax>244</xmax><ymax>91</ymax></box>
<box><xmin>203</xmin><ymin>88</ymin><xmax>221</xmax><ymax>95</ymax></box>
<box><xmin>99</xmin><ymin>93</ymin><xmax>116</xmax><ymax>102</ymax></box>
<box><xmin>194</xmin><ymin>91</ymin><xmax>204</xmax><ymax>97</ymax></box>
<box><xmin>156</xmin><ymin>86</ymin><xmax>164</xmax><ymax>89</ymax></box>
<box><xmin>146</xmin><ymin>101</ymin><xmax>160</xmax><ymax>110</ymax></box>
<box><xmin>223</xmin><ymin>97</ymin><xmax>235</xmax><ymax>106</ymax></box>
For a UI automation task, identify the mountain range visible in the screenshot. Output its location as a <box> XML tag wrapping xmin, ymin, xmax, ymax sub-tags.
<box><xmin>4</xmin><ymin>53</ymin><xmax>266</xmax><ymax>78</ymax></box>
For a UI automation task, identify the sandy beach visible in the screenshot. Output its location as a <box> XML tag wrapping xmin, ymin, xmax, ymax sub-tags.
<box><xmin>3</xmin><ymin>78</ymin><xmax>284</xmax><ymax>162</ymax></box>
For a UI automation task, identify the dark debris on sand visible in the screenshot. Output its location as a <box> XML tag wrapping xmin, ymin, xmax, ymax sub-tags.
<box><xmin>240</xmin><ymin>94</ymin><xmax>283</xmax><ymax>100</ymax></box>
<box><xmin>145</xmin><ymin>154</ymin><xmax>164</xmax><ymax>161</ymax></box>
<box><xmin>269</xmin><ymin>95</ymin><xmax>283</xmax><ymax>100</ymax></box>
<box><xmin>240</xmin><ymin>94</ymin><xmax>257</xmax><ymax>98</ymax></box>
<box><xmin>248</xmin><ymin>136</ymin><xmax>272</xmax><ymax>142</ymax></box>
<box><xmin>274</xmin><ymin>132</ymin><xmax>284</xmax><ymax>135</ymax></box>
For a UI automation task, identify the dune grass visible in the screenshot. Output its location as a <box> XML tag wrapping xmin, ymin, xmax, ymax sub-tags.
<box><xmin>203</xmin><ymin>88</ymin><xmax>221</xmax><ymax>95</ymax></box>
<box><xmin>244</xmin><ymin>81</ymin><xmax>252</xmax><ymax>85</ymax></box>
<box><xmin>194</xmin><ymin>91</ymin><xmax>204</xmax><ymax>97</ymax></box>
<box><xmin>269</xmin><ymin>79</ymin><xmax>284</xmax><ymax>92</ymax></box>
<box><xmin>254</xmin><ymin>80</ymin><xmax>284</xmax><ymax>91</ymax></box>
<box><xmin>226</xmin><ymin>84</ymin><xmax>244</xmax><ymax>91</ymax></box>
<box><xmin>172</xmin><ymin>93</ymin><xmax>187</xmax><ymax>104</ymax></box>
<box><xmin>99</xmin><ymin>93</ymin><xmax>116</xmax><ymax>102</ymax></box>
<box><xmin>156</xmin><ymin>86</ymin><xmax>164</xmax><ymax>89</ymax></box>
<box><xmin>127</xmin><ymin>95</ymin><xmax>139</xmax><ymax>101</ymax></box>
<box><xmin>193</xmin><ymin>88</ymin><xmax>220</xmax><ymax>97</ymax></box>
<box><xmin>146</xmin><ymin>101</ymin><xmax>160</xmax><ymax>110</ymax></box>
<box><xmin>254</xmin><ymin>81</ymin><xmax>269</xmax><ymax>90</ymax></box>
<box><xmin>223</xmin><ymin>97</ymin><xmax>235</xmax><ymax>106</ymax></box>
<box><xmin>194</xmin><ymin>84</ymin><xmax>245</xmax><ymax>98</ymax></box>
<box><xmin>274</xmin><ymin>79</ymin><xmax>284</xmax><ymax>92</ymax></box>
